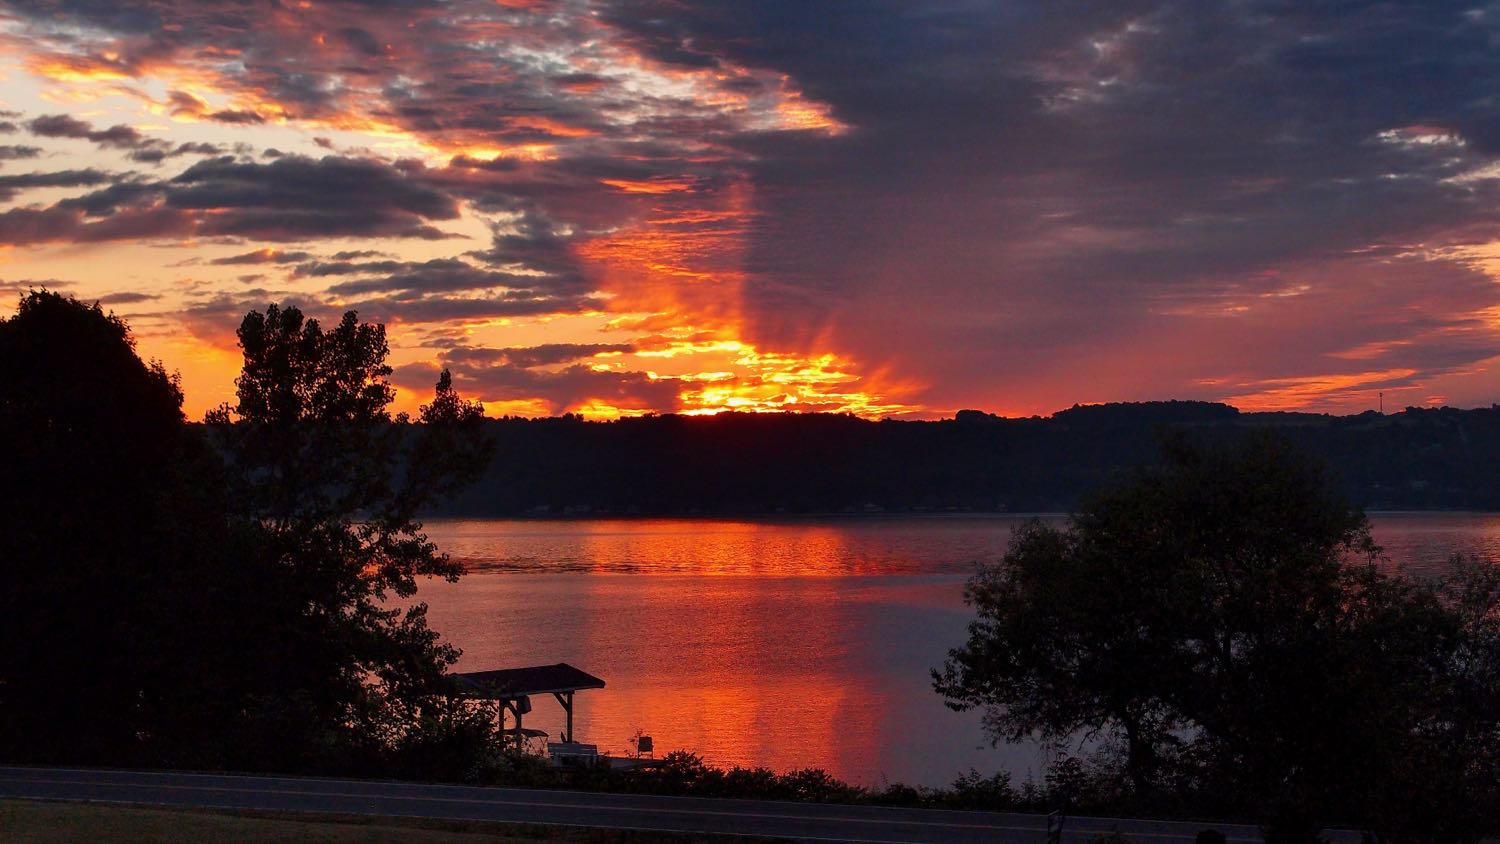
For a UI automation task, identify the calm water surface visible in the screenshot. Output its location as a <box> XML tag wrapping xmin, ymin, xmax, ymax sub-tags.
<box><xmin>419</xmin><ymin>513</ymin><xmax>1500</xmax><ymax>787</ymax></box>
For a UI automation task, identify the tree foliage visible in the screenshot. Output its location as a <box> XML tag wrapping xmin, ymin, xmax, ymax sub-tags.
<box><xmin>204</xmin><ymin>303</ymin><xmax>491</xmax><ymax>771</ymax></box>
<box><xmin>0</xmin><ymin>294</ymin><xmax>491</xmax><ymax>773</ymax></box>
<box><xmin>934</xmin><ymin>432</ymin><xmax>1500</xmax><ymax>838</ymax></box>
<box><xmin>0</xmin><ymin>292</ymin><xmax>246</xmax><ymax>764</ymax></box>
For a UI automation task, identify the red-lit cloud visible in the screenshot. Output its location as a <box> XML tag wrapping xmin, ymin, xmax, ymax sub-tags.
<box><xmin>3</xmin><ymin>1</ymin><xmax>1500</xmax><ymax>417</ymax></box>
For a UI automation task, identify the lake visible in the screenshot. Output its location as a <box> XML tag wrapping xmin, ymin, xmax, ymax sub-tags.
<box><xmin>418</xmin><ymin>512</ymin><xmax>1500</xmax><ymax>788</ymax></box>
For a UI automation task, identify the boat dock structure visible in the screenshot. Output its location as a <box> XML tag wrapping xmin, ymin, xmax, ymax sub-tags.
<box><xmin>454</xmin><ymin>662</ymin><xmax>629</xmax><ymax>766</ymax></box>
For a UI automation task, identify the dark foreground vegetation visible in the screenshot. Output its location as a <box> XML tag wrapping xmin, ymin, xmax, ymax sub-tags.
<box><xmin>0</xmin><ymin>292</ymin><xmax>492</xmax><ymax>774</ymax></box>
<box><xmin>2</xmin><ymin>291</ymin><xmax>1499</xmax><ymax>842</ymax></box>
<box><xmin>436</xmin><ymin>401</ymin><xmax>1500</xmax><ymax>515</ymax></box>
<box><xmin>936</xmin><ymin>434</ymin><xmax>1500</xmax><ymax>841</ymax></box>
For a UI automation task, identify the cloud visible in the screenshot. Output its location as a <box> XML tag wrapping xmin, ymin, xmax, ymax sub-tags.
<box><xmin>293</xmin><ymin>259</ymin><xmax>411</xmax><ymax>277</ymax></box>
<box><xmin>25</xmin><ymin>113</ymin><xmax>224</xmax><ymax>164</ymax></box>
<box><xmin>441</xmin><ymin>342</ymin><xmax>635</xmax><ymax>368</ymax></box>
<box><xmin>9</xmin><ymin>1</ymin><xmax>1500</xmax><ymax>414</ymax></box>
<box><xmin>0</xmin><ymin>145</ymin><xmax>43</xmax><ymax>160</ymax></box>
<box><xmin>0</xmin><ymin>278</ymin><xmax>73</xmax><ymax>296</ymax></box>
<box><xmin>0</xmin><ymin>169</ymin><xmax>116</xmax><ymax>201</ymax></box>
<box><xmin>209</xmin><ymin>248</ymin><xmax>313</xmax><ymax>266</ymax></box>
<box><xmin>597</xmin><ymin>0</ymin><xmax>1500</xmax><ymax>411</ymax></box>
<box><xmin>205</xmin><ymin>110</ymin><xmax>265</xmax><ymax>125</ymax></box>
<box><xmin>0</xmin><ymin>205</ymin><xmax>196</xmax><ymax>246</ymax></box>
<box><xmin>168</xmin><ymin>154</ymin><xmax>456</xmax><ymax>217</ymax></box>
<box><xmin>95</xmin><ymin>291</ymin><xmax>161</xmax><ymax>305</ymax></box>
<box><xmin>395</xmin><ymin>353</ymin><xmax>678</xmax><ymax>415</ymax></box>
<box><xmin>321</xmin><ymin>259</ymin><xmax>562</xmax><ymax>297</ymax></box>
<box><xmin>0</xmin><ymin>155</ymin><xmax>462</xmax><ymax>245</ymax></box>
<box><xmin>129</xmin><ymin>142</ymin><xmax>225</xmax><ymax>164</ymax></box>
<box><xmin>28</xmin><ymin>114</ymin><xmax>145</xmax><ymax>149</ymax></box>
<box><xmin>341</xmin><ymin>291</ymin><xmax>605</xmax><ymax>324</ymax></box>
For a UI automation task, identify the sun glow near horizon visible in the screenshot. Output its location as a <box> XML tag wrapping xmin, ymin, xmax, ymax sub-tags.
<box><xmin>5</xmin><ymin>2</ymin><xmax>1500</xmax><ymax>418</ymax></box>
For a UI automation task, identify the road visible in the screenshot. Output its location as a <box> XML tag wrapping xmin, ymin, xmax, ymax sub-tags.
<box><xmin>0</xmin><ymin>766</ymin><xmax>1358</xmax><ymax>843</ymax></box>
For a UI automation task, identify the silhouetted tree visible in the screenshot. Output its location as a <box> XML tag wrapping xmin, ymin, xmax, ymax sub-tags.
<box><xmin>204</xmin><ymin>304</ymin><xmax>491</xmax><ymax>772</ymax></box>
<box><xmin>0</xmin><ymin>291</ymin><xmax>244</xmax><ymax>765</ymax></box>
<box><xmin>934</xmin><ymin>433</ymin><xmax>1500</xmax><ymax>837</ymax></box>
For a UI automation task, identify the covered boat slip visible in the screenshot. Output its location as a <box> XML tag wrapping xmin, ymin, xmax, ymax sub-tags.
<box><xmin>453</xmin><ymin>663</ymin><xmax>607</xmax><ymax>763</ymax></box>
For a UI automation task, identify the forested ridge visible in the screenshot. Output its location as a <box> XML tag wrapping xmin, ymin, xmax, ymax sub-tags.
<box><xmin>423</xmin><ymin>401</ymin><xmax>1500</xmax><ymax>515</ymax></box>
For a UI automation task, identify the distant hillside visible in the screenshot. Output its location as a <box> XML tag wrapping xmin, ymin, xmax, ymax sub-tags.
<box><xmin>434</xmin><ymin>401</ymin><xmax>1500</xmax><ymax>516</ymax></box>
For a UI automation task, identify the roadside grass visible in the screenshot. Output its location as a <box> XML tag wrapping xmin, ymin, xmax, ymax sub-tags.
<box><xmin>0</xmin><ymin>799</ymin><xmax>783</xmax><ymax>843</ymax></box>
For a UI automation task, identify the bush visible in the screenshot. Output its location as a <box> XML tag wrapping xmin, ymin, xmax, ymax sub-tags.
<box><xmin>939</xmin><ymin>769</ymin><xmax>1017</xmax><ymax>810</ymax></box>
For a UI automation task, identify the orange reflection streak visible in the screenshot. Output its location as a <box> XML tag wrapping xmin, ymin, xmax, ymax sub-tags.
<box><xmin>436</xmin><ymin>570</ymin><xmax>876</xmax><ymax>775</ymax></box>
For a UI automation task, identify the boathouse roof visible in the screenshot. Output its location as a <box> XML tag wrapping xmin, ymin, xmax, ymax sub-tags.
<box><xmin>454</xmin><ymin>662</ymin><xmax>606</xmax><ymax>698</ymax></box>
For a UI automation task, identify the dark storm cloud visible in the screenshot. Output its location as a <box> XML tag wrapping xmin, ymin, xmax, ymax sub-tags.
<box><xmin>0</xmin><ymin>205</ymin><xmax>196</xmax><ymax>246</ymax></box>
<box><xmin>600</xmin><ymin>0</ymin><xmax>1500</xmax><ymax>408</ymax></box>
<box><xmin>56</xmin><ymin>181</ymin><xmax>160</xmax><ymax>216</ymax></box>
<box><xmin>0</xmin><ymin>155</ymin><xmax>462</xmax><ymax>245</ymax></box>
<box><xmin>206</xmin><ymin>110</ymin><xmax>266</xmax><ymax>125</ymax></box>
<box><xmin>0</xmin><ymin>145</ymin><xmax>43</xmax><ymax>160</ymax></box>
<box><xmin>25</xmin><ymin>113</ymin><xmax>223</xmax><ymax>164</ymax></box>
<box><xmin>440</xmin><ymin>342</ymin><xmax>635</xmax><ymax>368</ymax></box>
<box><xmin>293</xmin><ymin>259</ymin><xmax>411</xmax><ymax>277</ymax></box>
<box><xmin>464</xmin><ymin>212</ymin><xmax>592</xmax><ymax>291</ymax></box>
<box><xmin>28</xmin><ymin>114</ymin><xmax>146</xmax><ymax>149</ymax></box>
<box><xmin>322</xmin><ymin>259</ymin><xmax>548</xmax><ymax>297</ymax></box>
<box><xmin>128</xmin><ymin>142</ymin><xmax>226</xmax><ymax>164</ymax></box>
<box><xmin>167</xmin><ymin>156</ymin><xmax>457</xmax><ymax>220</ymax></box>
<box><xmin>0</xmin><ymin>169</ymin><xmax>116</xmax><ymax>201</ymax></box>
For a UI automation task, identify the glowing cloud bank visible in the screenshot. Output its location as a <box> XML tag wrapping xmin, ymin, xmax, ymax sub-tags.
<box><xmin>4</xmin><ymin>1</ymin><xmax>1500</xmax><ymax>417</ymax></box>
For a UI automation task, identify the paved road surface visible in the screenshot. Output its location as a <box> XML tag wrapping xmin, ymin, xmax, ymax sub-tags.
<box><xmin>0</xmin><ymin>766</ymin><xmax>1358</xmax><ymax>843</ymax></box>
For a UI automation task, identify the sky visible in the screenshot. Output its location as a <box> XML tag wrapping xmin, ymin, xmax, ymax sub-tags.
<box><xmin>3</xmin><ymin>1</ymin><xmax>1500</xmax><ymax>419</ymax></box>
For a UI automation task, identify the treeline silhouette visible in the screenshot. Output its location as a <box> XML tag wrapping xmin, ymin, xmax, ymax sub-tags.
<box><xmin>429</xmin><ymin>402</ymin><xmax>1500</xmax><ymax>516</ymax></box>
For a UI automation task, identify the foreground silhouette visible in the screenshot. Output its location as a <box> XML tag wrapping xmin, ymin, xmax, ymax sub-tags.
<box><xmin>935</xmin><ymin>433</ymin><xmax>1500</xmax><ymax>841</ymax></box>
<box><xmin>0</xmin><ymin>293</ymin><xmax>494</xmax><ymax>775</ymax></box>
<box><xmin>0</xmin><ymin>291</ymin><xmax>238</xmax><ymax>765</ymax></box>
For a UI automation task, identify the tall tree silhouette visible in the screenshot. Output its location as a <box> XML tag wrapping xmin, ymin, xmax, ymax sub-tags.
<box><xmin>0</xmin><ymin>291</ymin><xmax>240</xmax><ymax>764</ymax></box>
<box><xmin>205</xmin><ymin>304</ymin><xmax>491</xmax><ymax>771</ymax></box>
